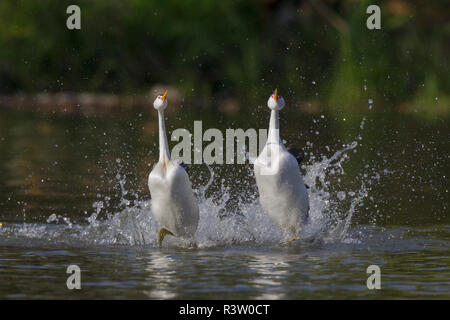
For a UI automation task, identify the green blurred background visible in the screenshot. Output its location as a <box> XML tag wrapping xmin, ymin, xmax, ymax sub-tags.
<box><xmin>0</xmin><ymin>0</ymin><xmax>448</xmax><ymax>117</ymax></box>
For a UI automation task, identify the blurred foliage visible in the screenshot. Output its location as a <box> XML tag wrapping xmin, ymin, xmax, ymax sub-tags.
<box><xmin>0</xmin><ymin>0</ymin><xmax>448</xmax><ymax>115</ymax></box>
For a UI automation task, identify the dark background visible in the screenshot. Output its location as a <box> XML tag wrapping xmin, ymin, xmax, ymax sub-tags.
<box><xmin>0</xmin><ymin>0</ymin><xmax>448</xmax><ymax>117</ymax></box>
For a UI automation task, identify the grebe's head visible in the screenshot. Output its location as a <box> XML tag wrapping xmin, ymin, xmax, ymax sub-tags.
<box><xmin>267</xmin><ymin>89</ymin><xmax>285</xmax><ymax>111</ymax></box>
<box><xmin>153</xmin><ymin>90</ymin><xmax>168</xmax><ymax>111</ymax></box>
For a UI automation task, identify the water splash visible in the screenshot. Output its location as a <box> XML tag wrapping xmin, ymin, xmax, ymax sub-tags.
<box><xmin>0</xmin><ymin>117</ymin><xmax>381</xmax><ymax>248</ymax></box>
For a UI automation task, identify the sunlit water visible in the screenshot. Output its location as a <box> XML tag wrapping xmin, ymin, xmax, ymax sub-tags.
<box><xmin>0</xmin><ymin>108</ymin><xmax>448</xmax><ymax>299</ymax></box>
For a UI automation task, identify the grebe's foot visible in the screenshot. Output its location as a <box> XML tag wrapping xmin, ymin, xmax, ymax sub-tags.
<box><xmin>285</xmin><ymin>236</ymin><xmax>301</xmax><ymax>243</ymax></box>
<box><xmin>157</xmin><ymin>227</ymin><xmax>174</xmax><ymax>247</ymax></box>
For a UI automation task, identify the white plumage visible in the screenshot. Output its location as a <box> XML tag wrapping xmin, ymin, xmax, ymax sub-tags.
<box><xmin>254</xmin><ymin>90</ymin><xmax>310</xmax><ymax>241</ymax></box>
<box><xmin>148</xmin><ymin>91</ymin><xmax>199</xmax><ymax>246</ymax></box>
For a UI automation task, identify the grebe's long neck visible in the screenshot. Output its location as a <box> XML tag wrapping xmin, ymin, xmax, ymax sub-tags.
<box><xmin>267</xmin><ymin>109</ymin><xmax>281</xmax><ymax>145</ymax></box>
<box><xmin>158</xmin><ymin>110</ymin><xmax>170</xmax><ymax>163</ymax></box>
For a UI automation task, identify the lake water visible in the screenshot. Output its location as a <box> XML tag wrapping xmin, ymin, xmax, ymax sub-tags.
<box><xmin>0</xmin><ymin>107</ymin><xmax>448</xmax><ymax>299</ymax></box>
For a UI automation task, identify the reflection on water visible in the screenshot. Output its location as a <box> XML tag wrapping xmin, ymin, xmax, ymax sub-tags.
<box><xmin>144</xmin><ymin>252</ymin><xmax>177</xmax><ymax>299</ymax></box>
<box><xmin>0</xmin><ymin>227</ymin><xmax>448</xmax><ymax>299</ymax></box>
<box><xmin>0</xmin><ymin>109</ymin><xmax>448</xmax><ymax>299</ymax></box>
<box><xmin>249</xmin><ymin>254</ymin><xmax>289</xmax><ymax>299</ymax></box>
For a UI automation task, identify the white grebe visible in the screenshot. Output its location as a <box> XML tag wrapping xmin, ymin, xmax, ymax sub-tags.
<box><xmin>254</xmin><ymin>89</ymin><xmax>310</xmax><ymax>242</ymax></box>
<box><xmin>148</xmin><ymin>90</ymin><xmax>199</xmax><ymax>246</ymax></box>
